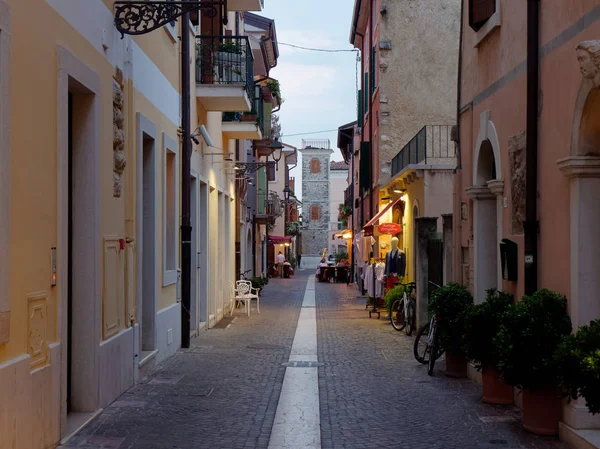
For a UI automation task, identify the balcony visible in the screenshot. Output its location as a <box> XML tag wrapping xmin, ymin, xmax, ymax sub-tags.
<box><xmin>344</xmin><ymin>185</ymin><xmax>354</xmax><ymax>210</ymax></box>
<box><xmin>221</xmin><ymin>89</ymin><xmax>264</xmax><ymax>140</ymax></box>
<box><xmin>228</xmin><ymin>0</ymin><xmax>264</xmax><ymax>11</ymax></box>
<box><xmin>195</xmin><ymin>36</ymin><xmax>254</xmax><ymax>112</ymax></box>
<box><xmin>390</xmin><ymin>125</ymin><xmax>457</xmax><ymax>178</ymax></box>
<box><xmin>255</xmin><ymin>191</ymin><xmax>282</xmax><ymax>225</ymax></box>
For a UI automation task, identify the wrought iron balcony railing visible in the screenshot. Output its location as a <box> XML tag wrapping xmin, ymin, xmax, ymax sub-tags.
<box><xmin>344</xmin><ymin>185</ymin><xmax>354</xmax><ymax>210</ymax></box>
<box><xmin>195</xmin><ymin>35</ymin><xmax>254</xmax><ymax>103</ymax></box>
<box><xmin>222</xmin><ymin>85</ymin><xmax>265</xmax><ymax>134</ymax></box>
<box><xmin>390</xmin><ymin>125</ymin><xmax>457</xmax><ymax>178</ymax></box>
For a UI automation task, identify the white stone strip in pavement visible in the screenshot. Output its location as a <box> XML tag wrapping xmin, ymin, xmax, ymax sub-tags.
<box><xmin>268</xmin><ymin>276</ymin><xmax>321</xmax><ymax>449</ymax></box>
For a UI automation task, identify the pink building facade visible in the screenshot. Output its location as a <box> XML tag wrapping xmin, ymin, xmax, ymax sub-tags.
<box><xmin>453</xmin><ymin>0</ymin><xmax>600</xmax><ymax>441</ymax></box>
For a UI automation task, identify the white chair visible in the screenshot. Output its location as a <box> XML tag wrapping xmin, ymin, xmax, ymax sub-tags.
<box><xmin>235</xmin><ymin>280</ymin><xmax>260</xmax><ymax>316</ymax></box>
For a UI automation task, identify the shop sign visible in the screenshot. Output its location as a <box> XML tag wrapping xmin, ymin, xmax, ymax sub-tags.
<box><xmin>378</xmin><ymin>223</ymin><xmax>402</xmax><ymax>235</ymax></box>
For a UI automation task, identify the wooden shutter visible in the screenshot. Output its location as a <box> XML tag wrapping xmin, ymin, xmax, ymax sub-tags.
<box><xmin>359</xmin><ymin>141</ymin><xmax>371</xmax><ymax>192</ymax></box>
<box><xmin>267</xmin><ymin>161</ymin><xmax>276</xmax><ymax>181</ymax></box>
<box><xmin>371</xmin><ymin>47</ymin><xmax>377</xmax><ymax>93</ymax></box>
<box><xmin>469</xmin><ymin>0</ymin><xmax>496</xmax><ymax>31</ymax></box>
<box><xmin>357</xmin><ymin>89</ymin><xmax>363</xmax><ymax>128</ymax></box>
<box><xmin>364</xmin><ymin>72</ymin><xmax>369</xmax><ymax>113</ymax></box>
<box><xmin>311</xmin><ymin>204</ymin><xmax>320</xmax><ymax>221</ymax></box>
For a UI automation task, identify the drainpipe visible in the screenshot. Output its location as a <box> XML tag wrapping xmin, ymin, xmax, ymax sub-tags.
<box><xmin>456</xmin><ymin>0</ymin><xmax>464</xmax><ymax>171</ymax></box>
<box><xmin>454</xmin><ymin>0</ymin><xmax>464</xmax><ymax>285</ymax></box>
<box><xmin>369</xmin><ymin>0</ymin><xmax>374</xmax><ymax>223</ymax></box>
<box><xmin>181</xmin><ymin>15</ymin><xmax>192</xmax><ymax>348</ymax></box>
<box><xmin>524</xmin><ymin>0</ymin><xmax>540</xmax><ymax>295</ymax></box>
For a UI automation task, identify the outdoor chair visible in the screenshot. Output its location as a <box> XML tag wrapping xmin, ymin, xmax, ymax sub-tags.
<box><xmin>232</xmin><ymin>280</ymin><xmax>260</xmax><ymax>316</ymax></box>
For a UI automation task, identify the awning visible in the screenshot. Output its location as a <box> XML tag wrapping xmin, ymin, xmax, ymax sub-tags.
<box><xmin>333</xmin><ymin>229</ymin><xmax>352</xmax><ymax>239</ymax></box>
<box><xmin>268</xmin><ymin>235</ymin><xmax>292</xmax><ymax>244</ymax></box>
<box><xmin>362</xmin><ymin>198</ymin><xmax>403</xmax><ymax>236</ymax></box>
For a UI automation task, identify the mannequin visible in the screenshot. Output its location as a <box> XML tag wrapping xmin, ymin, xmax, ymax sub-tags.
<box><xmin>384</xmin><ymin>237</ymin><xmax>406</xmax><ymax>291</ymax></box>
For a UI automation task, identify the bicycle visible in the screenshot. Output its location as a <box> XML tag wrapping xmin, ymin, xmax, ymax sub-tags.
<box><xmin>413</xmin><ymin>281</ymin><xmax>444</xmax><ymax>375</ymax></box>
<box><xmin>389</xmin><ymin>281</ymin><xmax>417</xmax><ymax>336</ymax></box>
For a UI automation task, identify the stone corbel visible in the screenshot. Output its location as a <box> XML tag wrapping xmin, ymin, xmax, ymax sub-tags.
<box><xmin>557</xmin><ymin>156</ymin><xmax>600</xmax><ymax>178</ymax></box>
<box><xmin>487</xmin><ymin>179</ymin><xmax>504</xmax><ymax>196</ymax></box>
<box><xmin>466</xmin><ymin>185</ymin><xmax>495</xmax><ymax>200</ymax></box>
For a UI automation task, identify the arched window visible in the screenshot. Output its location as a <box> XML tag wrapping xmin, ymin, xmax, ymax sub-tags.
<box><xmin>310</xmin><ymin>204</ymin><xmax>320</xmax><ymax>221</ymax></box>
<box><xmin>310</xmin><ymin>158</ymin><xmax>320</xmax><ymax>173</ymax></box>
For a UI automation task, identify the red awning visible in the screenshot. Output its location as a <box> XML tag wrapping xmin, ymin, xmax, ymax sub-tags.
<box><xmin>363</xmin><ymin>198</ymin><xmax>402</xmax><ymax>229</ymax></box>
<box><xmin>269</xmin><ymin>235</ymin><xmax>292</xmax><ymax>244</ymax></box>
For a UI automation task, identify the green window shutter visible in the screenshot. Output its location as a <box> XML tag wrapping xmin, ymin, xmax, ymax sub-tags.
<box><xmin>357</xmin><ymin>89</ymin><xmax>363</xmax><ymax>128</ymax></box>
<box><xmin>371</xmin><ymin>47</ymin><xmax>376</xmax><ymax>93</ymax></box>
<box><xmin>364</xmin><ymin>72</ymin><xmax>369</xmax><ymax>113</ymax></box>
<box><xmin>359</xmin><ymin>141</ymin><xmax>372</xmax><ymax>192</ymax></box>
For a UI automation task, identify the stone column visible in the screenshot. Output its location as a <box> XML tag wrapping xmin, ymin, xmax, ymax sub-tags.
<box><xmin>466</xmin><ymin>185</ymin><xmax>498</xmax><ymax>304</ymax></box>
<box><xmin>415</xmin><ymin>217</ymin><xmax>438</xmax><ymax>329</ymax></box>
<box><xmin>487</xmin><ymin>179</ymin><xmax>505</xmax><ymax>293</ymax></box>
<box><xmin>441</xmin><ymin>214</ymin><xmax>453</xmax><ymax>286</ymax></box>
<box><xmin>558</xmin><ymin>156</ymin><xmax>600</xmax><ymax>430</ymax></box>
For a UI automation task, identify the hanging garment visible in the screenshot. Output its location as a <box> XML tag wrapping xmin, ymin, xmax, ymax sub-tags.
<box><xmin>385</xmin><ymin>249</ymin><xmax>406</xmax><ymax>278</ymax></box>
<box><xmin>375</xmin><ymin>262</ymin><xmax>386</xmax><ymax>298</ymax></box>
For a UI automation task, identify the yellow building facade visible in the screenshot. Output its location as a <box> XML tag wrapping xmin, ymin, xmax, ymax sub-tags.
<box><xmin>0</xmin><ymin>1</ymin><xmax>266</xmax><ymax>447</ymax></box>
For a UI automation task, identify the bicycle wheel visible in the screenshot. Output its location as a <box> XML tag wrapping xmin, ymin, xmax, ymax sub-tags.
<box><xmin>413</xmin><ymin>322</ymin><xmax>431</xmax><ymax>364</ymax></box>
<box><xmin>428</xmin><ymin>323</ymin><xmax>438</xmax><ymax>376</ymax></box>
<box><xmin>405</xmin><ymin>301</ymin><xmax>416</xmax><ymax>336</ymax></box>
<box><xmin>390</xmin><ymin>299</ymin><xmax>406</xmax><ymax>331</ymax></box>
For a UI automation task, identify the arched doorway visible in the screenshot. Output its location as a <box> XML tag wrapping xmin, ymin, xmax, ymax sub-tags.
<box><xmin>468</xmin><ymin>111</ymin><xmax>504</xmax><ymax>304</ymax></box>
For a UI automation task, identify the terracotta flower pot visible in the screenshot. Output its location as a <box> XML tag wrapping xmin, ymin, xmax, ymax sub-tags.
<box><xmin>445</xmin><ymin>352</ymin><xmax>468</xmax><ymax>378</ymax></box>
<box><xmin>522</xmin><ymin>385</ymin><xmax>562</xmax><ymax>436</ymax></box>
<box><xmin>482</xmin><ymin>365</ymin><xmax>513</xmax><ymax>405</ymax></box>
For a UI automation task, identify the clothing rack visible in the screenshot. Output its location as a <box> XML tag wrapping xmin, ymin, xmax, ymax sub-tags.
<box><xmin>365</xmin><ymin>259</ymin><xmax>385</xmax><ymax>319</ymax></box>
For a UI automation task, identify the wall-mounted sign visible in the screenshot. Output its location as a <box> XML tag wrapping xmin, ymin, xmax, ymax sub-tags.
<box><xmin>378</xmin><ymin>223</ymin><xmax>402</xmax><ymax>235</ymax></box>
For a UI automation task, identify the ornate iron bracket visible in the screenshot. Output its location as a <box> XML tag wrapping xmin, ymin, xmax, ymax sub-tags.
<box><xmin>114</xmin><ymin>1</ymin><xmax>227</xmax><ymax>38</ymax></box>
<box><xmin>234</xmin><ymin>161</ymin><xmax>275</xmax><ymax>175</ymax></box>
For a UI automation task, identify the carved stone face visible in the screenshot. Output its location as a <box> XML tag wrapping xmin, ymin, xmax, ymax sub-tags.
<box><xmin>577</xmin><ymin>49</ymin><xmax>598</xmax><ymax>80</ymax></box>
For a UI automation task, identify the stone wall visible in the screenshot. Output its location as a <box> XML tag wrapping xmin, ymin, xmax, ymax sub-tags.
<box><xmin>301</xmin><ymin>151</ymin><xmax>332</xmax><ymax>257</ymax></box>
<box><xmin>378</xmin><ymin>0</ymin><xmax>460</xmax><ymax>186</ymax></box>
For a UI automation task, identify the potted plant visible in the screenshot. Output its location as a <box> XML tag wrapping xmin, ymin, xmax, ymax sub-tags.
<box><xmin>384</xmin><ymin>285</ymin><xmax>407</xmax><ymax>318</ymax></box>
<box><xmin>429</xmin><ymin>283</ymin><xmax>473</xmax><ymax>378</ymax></box>
<box><xmin>556</xmin><ymin>319</ymin><xmax>600</xmax><ymax>415</ymax></box>
<box><xmin>495</xmin><ymin>289</ymin><xmax>572</xmax><ymax>435</ymax></box>
<box><xmin>464</xmin><ymin>289</ymin><xmax>514</xmax><ymax>404</ymax></box>
<box><xmin>242</xmin><ymin>109</ymin><xmax>257</xmax><ymax>122</ymax></box>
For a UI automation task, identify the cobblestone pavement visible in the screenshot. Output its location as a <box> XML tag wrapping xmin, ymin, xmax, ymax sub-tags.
<box><xmin>60</xmin><ymin>273</ymin><xmax>308</xmax><ymax>449</ymax></box>
<box><xmin>61</xmin><ymin>273</ymin><xmax>569</xmax><ymax>449</ymax></box>
<box><xmin>316</xmin><ymin>282</ymin><xmax>568</xmax><ymax>449</ymax></box>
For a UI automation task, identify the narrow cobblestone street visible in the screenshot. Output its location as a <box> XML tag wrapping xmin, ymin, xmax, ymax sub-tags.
<box><xmin>61</xmin><ymin>271</ymin><xmax>568</xmax><ymax>449</ymax></box>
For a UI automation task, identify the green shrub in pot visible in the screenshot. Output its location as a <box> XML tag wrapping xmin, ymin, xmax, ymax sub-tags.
<box><xmin>429</xmin><ymin>283</ymin><xmax>474</xmax><ymax>355</ymax></box>
<box><xmin>495</xmin><ymin>289</ymin><xmax>572</xmax><ymax>389</ymax></box>
<box><xmin>556</xmin><ymin>319</ymin><xmax>600</xmax><ymax>414</ymax></box>
<box><xmin>464</xmin><ymin>289</ymin><xmax>513</xmax><ymax>370</ymax></box>
<box><xmin>384</xmin><ymin>285</ymin><xmax>407</xmax><ymax>317</ymax></box>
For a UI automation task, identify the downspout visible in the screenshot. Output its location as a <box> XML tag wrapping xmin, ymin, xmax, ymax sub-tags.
<box><xmin>181</xmin><ymin>14</ymin><xmax>192</xmax><ymax>349</ymax></box>
<box><xmin>524</xmin><ymin>0</ymin><xmax>539</xmax><ymax>295</ymax></box>
<box><xmin>350</xmin><ymin>141</ymin><xmax>355</xmax><ymax>283</ymax></box>
<box><xmin>454</xmin><ymin>0</ymin><xmax>464</xmax><ymax>284</ymax></box>
<box><xmin>369</xmin><ymin>0</ymin><xmax>374</xmax><ymax>223</ymax></box>
<box><xmin>356</xmin><ymin>29</ymin><xmax>365</xmax><ymax>231</ymax></box>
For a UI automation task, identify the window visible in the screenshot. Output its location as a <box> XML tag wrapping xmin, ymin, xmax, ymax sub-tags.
<box><xmin>311</xmin><ymin>204</ymin><xmax>320</xmax><ymax>221</ymax></box>
<box><xmin>163</xmin><ymin>134</ymin><xmax>178</xmax><ymax>285</ymax></box>
<box><xmin>469</xmin><ymin>0</ymin><xmax>495</xmax><ymax>31</ymax></box>
<box><xmin>310</xmin><ymin>158</ymin><xmax>321</xmax><ymax>174</ymax></box>
<box><xmin>267</xmin><ymin>161</ymin><xmax>276</xmax><ymax>182</ymax></box>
